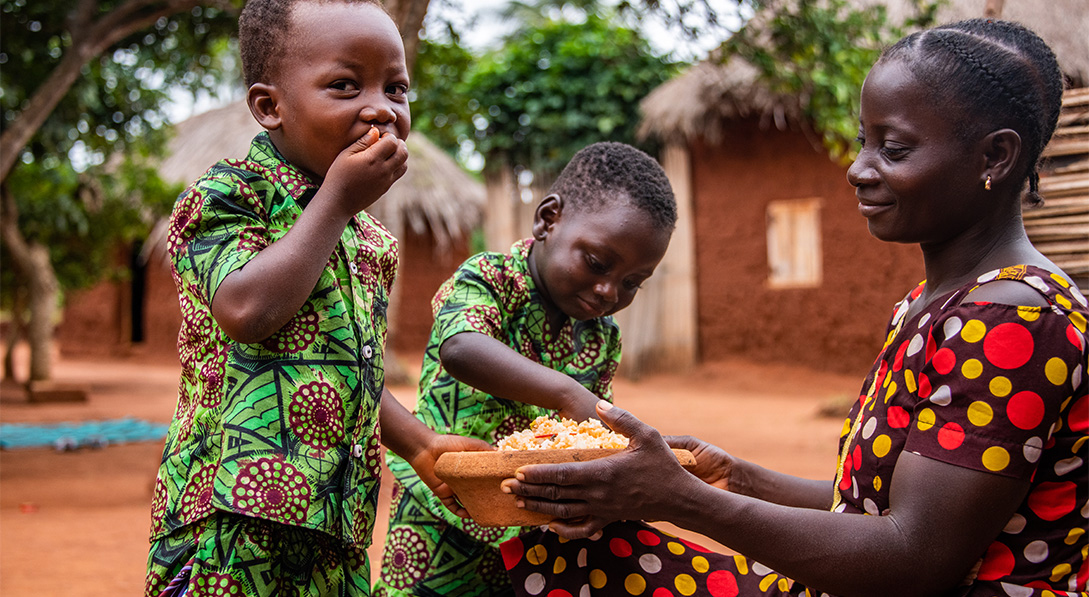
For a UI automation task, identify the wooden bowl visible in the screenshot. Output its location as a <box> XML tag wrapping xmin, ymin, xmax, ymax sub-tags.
<box><xmin>434</xmin><ymin>448</ymin><xmax>697</xmax><ymax>527</ymax></box>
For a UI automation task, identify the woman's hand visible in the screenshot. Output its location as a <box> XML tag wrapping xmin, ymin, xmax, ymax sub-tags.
<box><xmin>664</xmin><ymin>435</ymin><xmax>734</xmax><ymax>491</ymax></box>
<box><xmin>408</xmin><ymin>433</ymin><xmax>494</xmax><ymax>518</ymax></box>
<box><xmin>503</xmin><ymin>400</ymin><xmax>700</xmax><ymax>539</ymax></box>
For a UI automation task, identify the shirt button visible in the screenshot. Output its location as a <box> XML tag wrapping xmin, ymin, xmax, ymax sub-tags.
<box><xmin>362</xmin><ymin>345</ymin><xmax>373</xmax><ymax>359</ymax></box>
<box><xmin>349</xmin><ymin>262</ymin><xmax>359</xmax><ymax>274</ymax></box>
<box><xmin>352</xmin><ymin>444</ymin><xmax>364</xmax><ymax>458</ymax></box>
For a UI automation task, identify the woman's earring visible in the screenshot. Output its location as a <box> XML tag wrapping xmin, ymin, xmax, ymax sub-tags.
<box><xmin>984</xmin><ymin>175</ymin><xmax>992</xmax><ymax>191</ymax></box>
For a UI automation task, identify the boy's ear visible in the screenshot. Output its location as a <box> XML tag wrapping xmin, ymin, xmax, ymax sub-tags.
<box><xmin>981</xmin><ymin>128</ymin><xmax>1022</xmax><ymax>187</ymax></box>
<box><xmin>247</xmin><ymin>83</ymin><xmax>283</xmax><ymax>131</ymax></box>
<box><xmin>532</xmin><ymin>194</ymin><xmax>563</xmax><ymax>241</ymax></box>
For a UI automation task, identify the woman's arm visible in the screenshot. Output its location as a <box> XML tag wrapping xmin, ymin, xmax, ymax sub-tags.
<box><xmin>508</xmin><ymin>401</ymin><xmax>1028</xmax><ymax>597</ymax></box>
<box><xmin>439</xmin><ymin>332</ymin><xmax>602</xmax><ymax>422</ymax></box>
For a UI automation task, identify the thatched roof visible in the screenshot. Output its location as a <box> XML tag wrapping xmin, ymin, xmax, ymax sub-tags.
<box><xmin>640</xmin><ymin>0</ymin><xmax>1089</xmax><ymax>144</ymax></box>
<box><xmin>157</xmin><ymin>100</ymin><xmax>484</xmax><ymax>249</ymax></box>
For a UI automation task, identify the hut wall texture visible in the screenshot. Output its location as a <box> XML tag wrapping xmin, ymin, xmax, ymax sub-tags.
<box><xmin>690</xmin><ymin>118</ymin><xmax>923</xmax><ymax>375</ymax></box>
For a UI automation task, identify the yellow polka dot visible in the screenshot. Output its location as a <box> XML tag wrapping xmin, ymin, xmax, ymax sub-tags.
<box><xmin>557</xmin><ymin>536</ymin><xmax>569</xmax><ymax>543</ymax></box>
<box><xmin>884</xmin><ymin>381</ymin><xmax>897</xmax><ymax>402</ymax></box>
<box><xmin>1071</xmin><ymin>311</ymin><xmax>1087</xmax><ymax>333</ymax></box>
<box><xmin>917</xmin><ymin>408</ymin><xmax>936</xmax><ymax>431</ymax></box>
<box><xmin>1050</xmin><ymin>564</ymin><xmax>1072</xmax><ymax>583</ymax></box>
<box><xmin>904</xmin><ymin>369</ymin><xmax>916</xmax><ymax>393</ymax></box>
<box><xmin>1074</xmin><ymin>436</ymin><xmax>1088</xmax><ymax>453</ymax></box>
<box><xmin>778</xmin><ymin>578</ymin><xmax>791</xmax><ymax>591</ymax></box>
<box><xmin>989</xmin><ymin>376</ymin><xmax>1012</xmax><ymax>397</ymax></box>
<box><xmin>873</xmin><ymin>434</ymin><xmax>891</xmax><ymax>458</ymax></box>
<box><xmin>1051</xmin><ymin>273</ymin><xmax>1071</xmax><ymax>287</ymax></box>
<box><xmin>961</xmin><ymin>359</ymin><xmax>983</xmax><ymax>379</ymax></box>
<box><xmin>692</xmin><ymin>556</ymin><xmax>709</xmax><ymax>573</ymax></box>
<box><xmin>1017</xmin><ymin>306</ymin><xmax>1040</xmax><ymax>322</ymax></box>
<box><xmin>674</xmin><ymin>574</ymin><xmax>696</xmax><ymax>596</ymax></box>
<box><xmin>1042</xmin><ymin>591</ymin><xmax>1058</xmax><ymax>597</ymax></box>
<box><xmin>759</xmin><ymin>574</ymin><xmax>779</xmax><ymax>592</ymax></box>
<box><xmin>1056</xmin><ymin>295</ymin><xmax>1072</xmax><ymax>310</ymax></box>
<box><xmin>873</xmin><ymin>475</ymin><xmax>882</xmax><ymax>491</ymax></box>
<box><xmin>961</xmin><ymin>320</ymin><xmax>987</xmax><ymax>342</ymax></box>
<box><xmin>1045</xmin><ymin>358</ymin><xmax>1068</xmax><ymax>386</ymax></box>
<box><xmin>1066</xmin><ymin>527</ymin><xmax>1085</xmax><ymax>545</ymax></box>
<box><xmin>982</xmin><ymin>446</ymin><xmax>1010</xmax><ymax>472</ymax></box>
<box><xmin>733</xmin><ymin>555</ymin><xmax>749</xmax><ymax>575</ymax></box>
<box><xmin>590</xmin><ymin>569</ymin><xmax>607</xmax><ymax>589</ymax></box>
<box><xmin>625</xmin><ymin>573</ymin><xmax>647</xmax><ymax>595</ymax></box>
<box><xmin>554</xmin><ymin>556</ymin><xmax>566</xmax><ymax>574</ymax></box>
<box><xmin>667</xmin><ymin>542</ymin><xmax>685</xmax><ymax>555</ymax></box>
<box><xmin>840</xmin><ymin>418</ymin><xmax>852</xmax><ymax>438</ymax></box>
<box><xmin>527</xmin><ymin>545</ymin><xmax>548</xmax><ymax>565</ymax></box>
<box><xmin>967</xmin><ymin>401</ymin><xmax>993</xmax><ymax>426</ymax></box>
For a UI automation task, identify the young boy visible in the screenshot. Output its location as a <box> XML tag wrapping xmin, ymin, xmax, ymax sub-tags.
<box><xmin>145</xmin><ymin>1</ymin><xmax>486</xmax><ymax>595</ymax></box>
<box><xmin>374</xmin><ymin>142</ymin><xmax>677</xmax><ymax>596</ymax></box>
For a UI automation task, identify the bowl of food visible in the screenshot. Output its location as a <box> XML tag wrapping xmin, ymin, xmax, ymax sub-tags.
<box><xmin>434</xmin><ymin>416</ymin><xmax>697</xmax><ymax>527</ymax></box>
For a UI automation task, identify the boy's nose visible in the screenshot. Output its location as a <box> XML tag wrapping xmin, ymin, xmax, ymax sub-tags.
<box><xmin>360</xmin><ymin>102</ymin><xmax>396</xmax><ymax>124</ymax></box>
<box><xmin>594</xmin><ymin>280</ymin><xmax>618</xmax><ymax>304</ymax></box>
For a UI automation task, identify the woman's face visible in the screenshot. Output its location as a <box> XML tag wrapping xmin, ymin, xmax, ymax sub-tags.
<box><xmin>529</xmin><ymin>196</ymin><xmax>671</xmax><ymax>322</ymax></box>
<box><xmin>847</xmin><ymin>59</ymin><xmax>987</xmax><ymax>246</ymax></box>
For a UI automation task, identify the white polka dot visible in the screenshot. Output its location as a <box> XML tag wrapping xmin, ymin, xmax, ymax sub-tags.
<box><xmin>639</xmin><ymin>553</ymin><xmax>662</xmax><ymax>574</ymax></box>
<box><xmin>588</xmin><ymin>531</ymin><xmax>603</xmax><ymax>541</ymax></box>
<box><xmin>1074</xmin><ymin>364</ymin><xmax>1084</xmax><ymax>386</ymax></box>
<box><xmin>929</xmin><ymin>385</ymin><xmax>952</xmax><ymax>406</ymax></box>
<box><xmin>943</xmin><ymin>316</ymin><xmax>963</xmax><ymax>339</ymax></box>
<box><xmin>852</xmin><ymin>477</ymin><xmax>859</xmax><ymax>499</ymax></box>
<box><xmin>1024</xmin><ymin>276</ymin><xmax>1049</xmax><ymax>294</ymax></box>
<box><xmin>906</xmin><ymin>334</ymin><xmax>925</xmax><ymax>357</ymax></box>
<box><xmin>893</xmin><ymin>301</ymin><xmax>910</xmax><ymax>325</ymax></box>
<box><xmin>863</xmin><ymin>498</ymin><xmax>879</xmax><ymax>515</ymax></box>
<box><xmin>999</xmin><ymin>582</ymin><xmax>1034</xmax><ymax>597</ymax></box>
<box><xmin>917</xmin><ymin>313</ymin><xmax>931</xmax><ymax>328</ymax></box>
<box><xmin>525</xmin><ymin>573</ymin><xmax>546</xmax><ymax>595</ymax></box>
<box><xmin>580</xmin><ymin>584</ymin><xmax>591</xmax><ymax>597</ymax></box>
<box><xmin>1003</xmin><ymin>513</ymin><xmax>1026</xmax><ymax>534</ymax></box>
<box><xmin>1023</xmin><ymin>540</ymin><xmax>1048</xmax><ymax>563</ymax></box>
<box><xmin>977</xmin><ymin>270</ymin><xmax>1000</xmax><ymax>283</ymax></box>
<box><xmin>578</xmin><ymin>548</ymin><xmax>587</xmax><ymax>567</ymax></box>
<box><xmin>1081</xmin><ymin>499</ymin><xmax>1089</xmax><ymax>518</ymax></box>
<box><xmin>862</xmin><ymin>417</ymin><xmax>877</xmax><ymax>440</ymax></box>
<box><xmin>1071</xmin><ymin>287</ymin><xmax>1087</xmax><ymax>307</ymax></box>
<box><xmin>752</xmin><ymin>562</ymin><xmax>774</xmax><ymax>576</ymax></box>
<box><xmin>834</xmin><ymin>502</ymin><xmax>848</xmax><ymax>513</ymax></box>
<box><xmin>1023</xmin><ymin>437</ymin><xmax>1043</xmax><ymax>463</ymax></box>
<box><xmin>1055</xmin><ymin>456</ymin><xmax>1083</xmax><ymax>476</ymax></box>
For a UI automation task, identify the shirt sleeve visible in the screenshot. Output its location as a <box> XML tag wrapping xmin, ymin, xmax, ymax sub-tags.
<box><xmin>431</xmin><ymin>252</ymin><xmax>515</xmax><ymax>345</ymax></box>
<box><xmin>902</xmin><ymin>302</ymin><xmax>1083</xmax><ymax>479</ymax></box>
<box><xmin>169</xmin><ymin>168</ymin><xmax>273</xmax><ymax>307</ymax></box>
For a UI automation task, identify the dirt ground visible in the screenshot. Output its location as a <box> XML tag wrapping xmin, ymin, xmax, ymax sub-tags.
<box><xmin>0</xmin><ymin>346</ymin><xmax>861</xmax><ymax>596</ymax></box>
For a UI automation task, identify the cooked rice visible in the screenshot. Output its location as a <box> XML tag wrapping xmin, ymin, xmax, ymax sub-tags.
<box><xmin>497</xmin><ymin>416</ymin><xmax>629</xmax><ymax>450</ymax></box>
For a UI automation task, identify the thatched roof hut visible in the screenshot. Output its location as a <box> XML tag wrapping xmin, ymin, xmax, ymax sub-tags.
<box><xmin>157</xmin><ymin>100</ymin><xmax>484</xmax><ymax>251</ymax></box>
<box><xmin>640</xmin><ymin>0</ymin><xmax>1089</xmax><ymax>143</ymax></box>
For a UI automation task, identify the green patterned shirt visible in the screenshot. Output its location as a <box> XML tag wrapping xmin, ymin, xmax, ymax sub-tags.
<box><xmin>150</xmin><ymin>132</ymin><xmax>398</xmax><ymax>547</ymax></box>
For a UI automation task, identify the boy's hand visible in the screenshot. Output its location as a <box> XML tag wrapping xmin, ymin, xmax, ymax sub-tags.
<box><xmin>409</xmin><ymin>434</ymin><xmax>493</xmax><ymax>518</ymax></box>
<box><xmin>323</xmin><ymin>126</ymin><xmax>408</xmax><ymax>216</ymax></box>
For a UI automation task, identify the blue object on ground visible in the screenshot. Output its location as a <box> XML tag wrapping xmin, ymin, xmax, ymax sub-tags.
<box><xmin>0</xmin><ymin>417</ymin><xmax>169</xmax><ymax>450</ymax></box>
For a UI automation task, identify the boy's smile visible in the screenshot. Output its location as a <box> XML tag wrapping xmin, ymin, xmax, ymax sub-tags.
<box><xmin>261</xmin><ymin>2</ymin><xmax>410</xmax><ymax>182</ymax></box>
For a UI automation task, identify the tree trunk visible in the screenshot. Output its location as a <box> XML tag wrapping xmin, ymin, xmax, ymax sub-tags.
<box><xmin>1</xmin><ymin>183</ymin><xmax>59</xmax><ymax>381</ymax></box>
<box><xmin>385</xmin><ymin>0</ymin><xmax>431</xmax><ymax>74</ymax></box>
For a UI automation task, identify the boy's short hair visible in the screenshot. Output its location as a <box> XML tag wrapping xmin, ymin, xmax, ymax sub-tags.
<box><xmin>239</xmin><ymin>0</ymin><xmax>385</xmax><ymax>88</ymax></box>
<box><xmin>549</xmin><ymin>142</ymin><xmax>677</xmax><ymax>231</ymax></box>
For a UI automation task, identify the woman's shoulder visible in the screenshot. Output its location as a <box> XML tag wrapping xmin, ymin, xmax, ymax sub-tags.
<box><xmin>959</xmin><ymin>265</ymin><xmax>1087</xmax><ymax>312</ymax></box>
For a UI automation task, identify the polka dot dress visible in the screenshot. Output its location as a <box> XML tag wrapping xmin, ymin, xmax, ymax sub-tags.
<box><xmin>503</xmin><ymin>266</ymin><xmax>1088</xmax><ymax>596</ymax></box>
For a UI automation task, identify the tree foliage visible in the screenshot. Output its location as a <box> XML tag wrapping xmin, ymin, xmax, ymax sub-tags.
<box><xmin>723</xmin><ymin>0</ymin><xmax>940</xmax><ymax>160</ymax></box>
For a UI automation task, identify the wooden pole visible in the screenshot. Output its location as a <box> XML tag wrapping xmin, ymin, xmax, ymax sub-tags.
<box><xmin>984</xmin><ymin>0</ymin><xmax>1004</xmax><ymax>17</ymax></box>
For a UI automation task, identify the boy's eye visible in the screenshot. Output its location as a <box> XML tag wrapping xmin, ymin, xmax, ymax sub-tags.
<box><xmin>623</xmin><ymin>278</ymin><xmax>644</xmax><ymax>292</ymax></box>
<box><xmin>330</xmin><ymin>80</ymin><xmax>359</xmax><ymax>92</ymax></box>
<box><xmin>387</xmin><ymin>83</ymin><xmax>409</xmax><ymax>96</ymax></box>
<box><xmin>586</xmin><ymin>255</ymin><xmax>608</xmax><ymax>274</ymax></box>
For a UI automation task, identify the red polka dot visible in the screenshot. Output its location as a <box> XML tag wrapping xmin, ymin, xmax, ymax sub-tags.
<box><xmin>983</xmin><ymin>322</ymin><xmax>1034</xmax><ymax>369</ymax></box>
<box><xmin>547</xmin><ymin>591</ymin><xmax>572</xmax><ymax>597</ymax></box>
<box><xmin>976</xmin><ymin>541</ymin><xmax>1015</xmax><ymax>580</ymax></box>
<box><xmin>500</xmin><ymin>537</ymin><xmax>524</xmax><ymax>570</ymax></box>
<box><xmin>1068</xmin><ymin>395</ymin><xmax>1088</xmax><ymax>434</ymax></box>
<box><xmin>910</xmin><ymin>284</ymin><xmax>924</xmax><ymax>299</ymax></box>
<box><xmin>887</xmin><ymin>406</ymin><xmax>910</xmax><ymax>428</ymax></box>
<box><xmin>1027</xmin><ymin>481</ymin><xmax>1078</xmax><ymax>521</ymax></box>
<box><xmin>1007</xmin><ymin>391</ymin><xmax>1045</xmax><ymax>430</ymax></box>
<box><xmin>610</xmin><ymin>537</ymin><xmax>633</xmax><ymax>557</ymax></box>
<box><xmin>1067</xmin><ymin>323</ymin><xmax>1085</xmax><ymax>351</ymax></box>
<box><xmin>636</xmin><ymin>530</ymin><xmax>661</xmax><ymax>546</ymax></box>
<box><xmin>918</xmin><ymin>373</ymin><xmax>932</xmax><ymax>398</ymax></box>
<box><xmin>925</xmin><ymin>329</ymin><xmax>937</xmax><ymax>363</ymax></box>
<box><xmin>653</xmin><ymin>589</ymin><xmax>675</xmax><ymax>597</ymax></box>
<box><xmin>932</xmin><ymin>347</ymin><xmax>956</xmax><ymax>375</ymax></box>
<box><xmin>679</xmin><ymin>537</ymin><xmax>712</xmax><ymax>553</ymax></box>
<box><xmin>707</xmin><ymin>570</ymin><xmax>740</xmax><ymax>597</ymax></box>
<box><xmin>893</xmin><ymin>342</ymin><xmax>908</xmax><ymax>372</ymax></box>
<box><xmin>839</xmin><ymin>452</ymin><xmax>854</xmax><ymax>491</ymax></box>
<box><xmin>852</xmin><ymin>444</ymin><xmax>862</xmax><ymax>465</ymax></box>
<box><xmin>937</xmin><ymin>422</ymin><xmax>965</xmax><ymax>450</ymax></box>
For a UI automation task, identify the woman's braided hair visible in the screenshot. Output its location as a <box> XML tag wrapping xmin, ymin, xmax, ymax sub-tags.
<box><xmin>880</xmin><ymin>19</ymin><xmax>1064</xmax><ymax>206</ymax></box>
